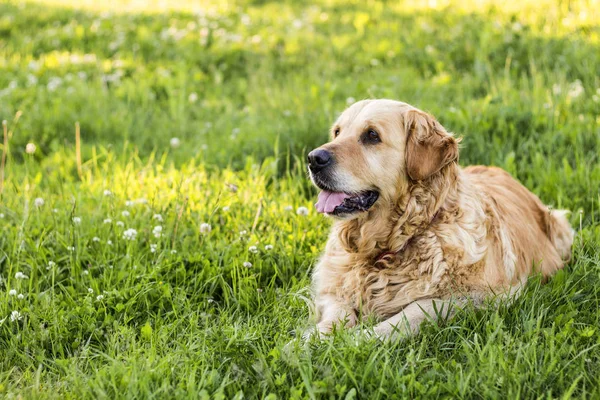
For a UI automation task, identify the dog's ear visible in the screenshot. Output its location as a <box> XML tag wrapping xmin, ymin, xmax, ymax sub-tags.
<box><xmin>404</xmin><ymin>110</ymin><xmax>459</xmax><ymax>181</ymax></box>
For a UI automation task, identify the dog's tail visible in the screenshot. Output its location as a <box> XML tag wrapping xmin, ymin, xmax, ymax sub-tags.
<box><xmin>547</xmin><ymin>209</ymin><xmax>574</xmax><ymax>263</ymax></box>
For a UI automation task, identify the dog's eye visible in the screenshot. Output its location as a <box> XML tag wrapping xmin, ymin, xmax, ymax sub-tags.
<box><xmin>363</xmin><ymin>129</ymin><xmax>381</xmax><ymax>144</ymax></box>
<box><xmin>334</xmin><ymin>128</ymin><xmax>340</xmax><ymax>138</ymax></box>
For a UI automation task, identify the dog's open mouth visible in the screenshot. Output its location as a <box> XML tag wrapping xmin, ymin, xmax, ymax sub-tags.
<box><xmin>315</xmin><ymin>190</ymin><xmax>379</xmax><ymax>215</ymax></box>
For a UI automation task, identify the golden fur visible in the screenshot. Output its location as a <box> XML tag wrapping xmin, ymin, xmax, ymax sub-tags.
<box><xmin>308</xmin><ymin>99</ymin><xmax>574</xmax><ymax>339</ymax></box>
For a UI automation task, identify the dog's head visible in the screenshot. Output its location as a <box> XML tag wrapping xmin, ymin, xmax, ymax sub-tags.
<box><xmin>308</xmin><ymin>99</ymin><xmax>459</xmax><ymax>219</ymax></box>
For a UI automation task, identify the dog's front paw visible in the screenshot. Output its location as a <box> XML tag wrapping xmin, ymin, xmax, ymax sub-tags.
<box><xmin>301</xmin><ymin>323</ymin><xmax>332</xmax><ymax>342</ymax></box>
<box><xmin>300</xmin><ymin>328</ymin><xmax>317</xmax><ymax>342</ymax></box>
<box><xmin>371</xmin><ymin>321</ymin><xmax>413</xmax><ymax>341</ymax></box>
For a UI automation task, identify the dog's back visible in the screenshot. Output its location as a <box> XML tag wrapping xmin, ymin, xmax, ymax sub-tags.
<box><xmin>465</xmin><ymin>166</ymin><xmax>573</xmax><ymax>280</ymax></box>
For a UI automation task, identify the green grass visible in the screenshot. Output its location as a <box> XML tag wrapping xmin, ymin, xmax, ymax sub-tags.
<box><xmin>1</xmin><ymin>0</ymin><xmax>599</xmax><ymax>398</ymax></box>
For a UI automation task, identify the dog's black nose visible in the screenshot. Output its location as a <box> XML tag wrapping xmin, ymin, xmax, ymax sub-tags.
<box><xmin>308</xmin><ymin>149</ymin><xmax>333</xmax><ymax>172</ymax></box>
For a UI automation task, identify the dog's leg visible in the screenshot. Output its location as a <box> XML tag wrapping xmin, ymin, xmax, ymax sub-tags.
<box><xmin>303</xmin><ymin>294</ymin><xmax>356</xmax><ymax>340</ymax></box>
<box><xmin>372</xmin><ymin>298</ymin><xmax>459</xmax><ymax>339</ymax></box>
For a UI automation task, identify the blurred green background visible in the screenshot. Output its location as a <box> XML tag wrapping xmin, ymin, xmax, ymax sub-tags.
<box><xmin>2</xmin><ymin>0</ymin><xmax>599</xmax><ymax>211</ymax></box>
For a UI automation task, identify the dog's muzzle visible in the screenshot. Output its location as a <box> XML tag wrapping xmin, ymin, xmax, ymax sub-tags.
<box><xmin>308</xmin><ymin>148</ymin><xmax>379</xmax><ymax>216</ymax></box>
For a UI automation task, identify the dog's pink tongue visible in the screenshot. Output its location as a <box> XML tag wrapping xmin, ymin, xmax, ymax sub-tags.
<box><xmin>315</xmin><ymin>190</ymin><xmax>350</xmax><ymax>214</ymax></box>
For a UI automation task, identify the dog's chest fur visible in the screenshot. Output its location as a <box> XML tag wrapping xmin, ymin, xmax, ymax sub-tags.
<box><xmin>313</xmin><ymin>217</ymin><xmax>491</xmax><ymax>319</ymax></box>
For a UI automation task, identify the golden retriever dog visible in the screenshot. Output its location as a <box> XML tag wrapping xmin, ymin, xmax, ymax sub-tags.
<box><xmin>306</xmin><ymin>99</ymin><xmax>573</xmax><ymax>339</ymax></box>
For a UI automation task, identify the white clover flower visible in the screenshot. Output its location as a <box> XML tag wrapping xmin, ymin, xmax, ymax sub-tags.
<box><xmin>88</xmin><ymin>288</ymin><xmax>93</xmax><ymax>294</ymax></box>
<box><xmin>239</xmin><ymin>230</ymin><xmax>247</xmax><ymax>236</ymax></box>
<box><xmin>222</xmin><ymin>206</ymin><xmax>230</xmax><ymax>212</ymax></box>
<box><xmin>34</xmin><ymin>197</ymin><xmax>44</xmax><ymax>207</ymax></box>
<box><xmin>17</xmin><ymin>294</ymin><xmax>24</xmax><ymax>300</ymax></box>
<box><xmin>511</xmin><ymin>22</ymin><xmax>523</xmax><ymax>32</ymax></box>
<box><xmin>568</xmin><ymin>80</ymin><xmax>584</xmax><ymax>99</ymax></box>
<box><xmin>107</xmin><ymin>240</ymin><xmax>113</xmax><ymax>246</ymax></box>
<box><xmin>552</xmin><ymin>84</ymin><xmax>562</xmax><ymax>95</ymax></box>
<box><xmin>243</xmin><ymin>261</ymin><xmax>252</xmax><ymax>268</ymax></box>
<box><xmin>0</xmin><ymin>213</ymin><xmax>4</xmax><ymax>218</ymax></box>
<box><xmin>8</xmin><ymin>289</ymin><xmax>17</xmax><ymax>296</ymax></box>
<box><xmin>170</xmin><ymin>137</ymin><xmax>181</xmax><ymax>148</ymax></box>
<box><xmin>116</xmin><ymin>221</ymin><xmax>125</xmax><ymax>227</ymax></box>
<box><xmin>153</xmin><ymin>225</ymin><xmax>163</xmax><ymax>238</ymax></box>
<box><xmin>82</xmin><ymin>270</ymin><xmax>89</xmax><ymax>275</ymax></box>
<box><xmin>200</xmin><ymin>223</ymin><xmax>211</xmax><ymax>234</ymax></box>
<box><xmin>265</xmin><ymin>244</ymin><xmax>273</xmax><ymax>251</ymax></box>
<box><xmin>73</xmin><ymin>217</ymin><xmax>81</xmax><ymax>224</ymax></box>
<box><xmin>47</xmin><ymin>261</ymin><xmax>56</xmax><ymax>270</ymax></box>
<box><xmin>123</xmin><ymin>228</ymin><xmax>137</xmax><ymax>240</ymax></box>
<box><xmin>10</xmin><ymin>310</ymin><xmax>22</xmax><ymax>322</ymax></box>
<box><xmin>150</xmin><ymin>244</ymin><xmax>157</xmax><ymax>253</ymax></box>
<box><xmin>171</xmin><ymin>249</ymin><xmax>177</xmax><ymax>254</ymax></box>
<box><xmin>96</xmin><ymin>295</ymin><xmax>104</xmax><ymax>301</ymax></box>
<box><xmin>92</xmin><ymin>237</ymin><xmax>100</xmax><ymax>242</ymax></box>
<box><xmin>122</xmin><ymin>211</ymin><xmax>130</xmax><ymax>217</ymax></box>
<box><xmin>53</xmin><ymin>208</ymin><xmax>58</xmax><ymax>213</ymax></box>
<box><xmin>15</xmin><ymin>272</ymin><xmax>28</xmax><ymax>280</ymax></box>
<box><xmin>153</xmin><ymin>214</ymin><xmax>163</xmax><ymax>222</ymax></box>
<box><xmin>67</xmin><ymin>246</ymin><xmax>75</xmax><ymax>252</ymax></box>
<box><xmin>26</xmin><ymin>143</ymin><xmax>37</xmax><ymax>154</ymax></box>
<box><xmin>125</xmin><ymin>200</ymin><xmax>134</xmax><ymax>207</ymax></box>
<box><xmin>188</xmin><ymin>92</ymin><xmax>198</xmax><ymax>103</ymax></box>
<box><xmin>103</xmin><ymin>218</ymin><xmax>112</xmax><ymax>224</ymax></box>
<box><xmin>103</xmin><ymin>190</ymin><xmax>112</xmax><ymax>196</ymax></box>
<box><xmin>296</xmin><ymin>206</ymin><xmax>309</xmax><ymax>216</ymax></box>
<box><xmin>284</xmin><ymin>205</ymin><xmax>293</xmax><ymax>212</ymax></box>
<box><xmin>249</xmin><ymin>245</ymin><xmax>258</xmax><ymax>254</ymax></box>
<box><xmin>47</xmin><ymin>77</ymin><xmax>62</xmax><ymax>91</ymax></box>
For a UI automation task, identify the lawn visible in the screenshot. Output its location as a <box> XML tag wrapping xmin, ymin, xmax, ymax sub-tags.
<box><xmin>0</xmin><ymin>0</ymin><xmax>599</xmax><ymax>398</ymax></box>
